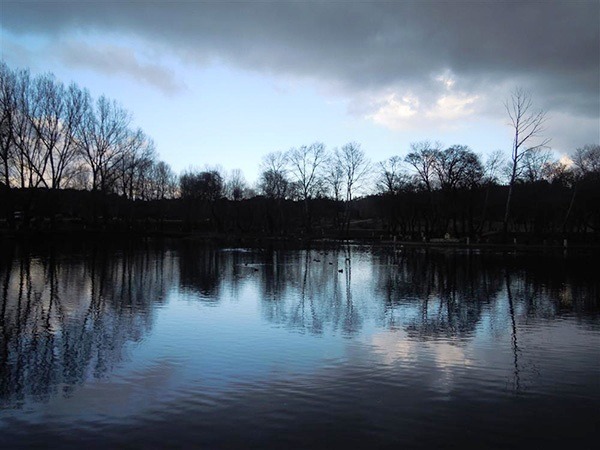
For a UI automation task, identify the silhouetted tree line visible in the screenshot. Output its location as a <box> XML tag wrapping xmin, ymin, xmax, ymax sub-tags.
<box><xmin>1</xmin><ymin>62</ymin><xmax>599</xmax><ymax>241</ymax></box>
<box><xmin>368</xmin><ymin>142</ymin><xmax>600</xmax><ymax>241</ymax></box>
<box><xmin>0</xmin><ymin>62</ymin><xmax>178</xmax><ymax>227</ymax></box>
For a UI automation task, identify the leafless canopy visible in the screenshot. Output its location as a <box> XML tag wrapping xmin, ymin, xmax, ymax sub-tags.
<box><xmin>505</xmin><ymin>87</ymin><xmax>551</xmax><ymax>174</ymax></box>
<box><xmin>287</xmin><ymin>142</ymin><xmax>327</xmax><ymax>201</ymax></box>
<box><xmin>503</xmin><ymin>87</ymin><xmax>551</xmax><ymax>231</ymax></box>
<box><xmin>335</xmin><ymin>142</ymin><xmax>372</xmax><ymax>202</ymax></box>
<box><xmin>258</xmin><ymin>151</ymin><xmax>290</xmax><ymax>199</ymax></box>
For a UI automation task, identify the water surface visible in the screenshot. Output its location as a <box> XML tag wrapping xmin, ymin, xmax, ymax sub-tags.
<box><xmin>0</xmin><ymin>240</ymin><xmax>598</xmax><ymax>448</ymax></box>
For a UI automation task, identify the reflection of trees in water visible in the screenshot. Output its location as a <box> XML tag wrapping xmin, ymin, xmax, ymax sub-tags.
<box><xmin>498</xmin><ymin>255</ymin><xmax>600</xmax><ymax>392</ymax></box>
<box><xmin>505</xmin><ymin>270</ymin><xmax>521</xmax><ymax>391</ymax></box>
<box><xmin>257</xmin><ymin>245</ymin><xmax>362</xmax><ymax>335</ymax></box>
<box><xmin>178</xmin><ymin>243</ymin><xmax>222</xmax><ymax>298</ymax></box>
<box><xmin>372</xmin><ymin>249</ymin><xmax>505</xmax><ymax>341</ymax></box>
<box><xmin>0</xmin><ymin>241</ymin><xmax>176</xmax><ymax>407</ymax></box>
<box><xmin>371</xmin><ymin>248</ymin><xmax>599</xmax><ymax>341</ymax></box>
<box><xmin>2</xmin><ymin>241</ymin><xmax>596</xmax><ymax>406</ymax></box>
<box><xmin>252</xmin><ymin>245</ymin><xmax>598</xmax><ymax>339</ymax></box>
<box><xmin>499</xmin><ymin>252</ymin><xmax>599</xmax><ymax>328</ymax></box>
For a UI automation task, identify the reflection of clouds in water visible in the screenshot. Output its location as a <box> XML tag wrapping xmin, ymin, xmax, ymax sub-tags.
<box><xmin>370</xmin><ymin>330</ymin><xmax>413</xmax><ymax>364</ymax></box>
<box><xmin>433</xmin><ymin>342</ymin><xmax>472</xmax><ymax>371</ymax></box>
<box><xmin>370</xmin><ymin>330</ymin><xmax>472</xmax><ymax>394</ymax></box>
<box><xmin>430</xmin><ymin>341</ymin><xmax>473</xmax><ymax>395</ymax></box>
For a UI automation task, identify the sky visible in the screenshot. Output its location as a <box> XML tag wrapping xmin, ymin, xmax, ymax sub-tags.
<box><xmin>1</xmin><ymin>0</ymin><xmax>599</xmax><ymax>183</ymax></box>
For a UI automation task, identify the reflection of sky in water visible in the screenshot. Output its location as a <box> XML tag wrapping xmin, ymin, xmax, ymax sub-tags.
<box><xmin>0</xmin><ymin>243</ymin><xmax>598</xmax><ymax>446</ymax></box>
<box><xmin>17</xmin><ymin>275</ymin><xmax>598</xmax><ymax>421</ymax></box>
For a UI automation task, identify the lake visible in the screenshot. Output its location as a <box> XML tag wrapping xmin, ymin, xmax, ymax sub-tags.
<box><xmin>0</xmin><ymin>239</ymin><xmax>598</xmax><ymax>449</ymax></box>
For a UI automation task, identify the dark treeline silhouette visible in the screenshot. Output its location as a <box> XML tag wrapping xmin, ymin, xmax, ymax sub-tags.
<box><xmin>1</xmin><ymin>62</ymin><xmax>599</xmax><ymax>243</ymax></box>
<box><xmin>368</xmin><ymin>142</ymin><xmax>600</xmax><ymax>243</ymax></box>
<box><xmin>0</xmin><ymin>61</ymin><xmax>178</xmax><ymax>230</ymax></box>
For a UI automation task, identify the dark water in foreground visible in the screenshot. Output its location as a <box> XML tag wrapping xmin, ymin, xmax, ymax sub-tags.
<box><xmin>0</xmin><ymin>240</ymin><xmax>598</xmax><ymax>449</ymax></box>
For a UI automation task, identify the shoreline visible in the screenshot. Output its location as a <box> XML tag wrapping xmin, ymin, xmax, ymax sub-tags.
<box><xmin>1</xmin><ymin>229</ymin><xmax>598</xmax><ymax>253</ymax></box>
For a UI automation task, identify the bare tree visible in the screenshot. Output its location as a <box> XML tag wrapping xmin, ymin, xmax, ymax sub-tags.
<box><xmin>149</xmin><ymin>160</ymin><xmax>177</xmax><ymax>200</ymax></box>
<box><xmin>259</xmin><ymin>170</ymin><xmax>289</xmax><ymax>200</ymax></box>
<box><xmin>503</xmin><ymin>88</ymin><xmax>550</xmax><ymax>233</ymax></box>
<box><xmin>75</xmin><ymin>94</ymin><xmax>131</xmax><ymax>192</ymax></box>
<box><xmin>404</xmin><ymin>141</ymin><xmax>442</xmax><ymax>192</ymax></box>
<box><xmin>225</xmin><ymin>168</ymin><xmax>248</xmax><ymax>201</ymax></box>
<box><xmin>11</xmin><ymin>68</ymin><xmax>47</xmax><ymax>188</ymax></box>
<box><xmin>287</xmin><ymin>142</ymin><xmax>327</xmax><ymax>200</ymax></box>
<box><xmin>377</xmin><ymin>156</ymin><xmax>408</xmax><ymax>195</ymax></box>
<box><xmin>179</xmin><ymin>167</ymin><xmax>225</xmax><ymax>231</ymax></box>
<box><xmin>115</xmin><ymin>128</ymin><xmax>156</xmax><ymax>199</ymax></box>
<box><xmin>287</xmin><ymin>142</ymin><xmax>327</xmax><ymax>231</ymax></box>
<box><xmin>337</xmin><ymin>142</ymin><xmax>371</xmax><ymax>202</ymax></box>
<box><xmin>483</xmin><ymin>150</ymin><xmax>506</xmax><ymax>185</ymax></box>
<box><xmin>519</xmin><ymin>148</ymin><xmax>554</xmax><ymax>183</ymax></box>
<box><xmin>180</xmin><ymin>169</ymin><xmax>224</xmax><ymax>201</ymax></box>
<box><xmin>572</xmin><ymin>144</ymin><xmax>600</xmax><ymax>176</ymax></box>
<box><xmin>324</xmin><ymin>156</ymin><xmax>344</xmax><ymax>201</ymax></box>
<box><xmin>543</xmin><ymin>158</ymin><xmax>573</xmax><ymax>186</ymax></box>
<box><xmin>404</xmin><ymin>141</ymin><xmax>442</xmax><ymax>236</ymax></box>
<box><xmin>0</xmin><ymin>62</ymin><xmax>16</xmax><ymax>187</ymax></box>
<box><xmin>334</xmin><ymin>142</ymin><xmax>371</xmax><ymax>234</ymax></box>
<box><xmin>0</xmin><ymin>63</ymin><xmax>168</xmax><ymax>218</ymax></box>
<box><xmin>258</xmin><ymin>151</ymin><xmax>289</xmax><ymax>199</ymax></box>
<box><xmin>130</xmin><ymin>138</ymin><xmax>156</xmax><ymax>201</ymax></box>
<box><xmin>434</xmin><ymin>145</ymin><xmax>484</xmax><ymax>190</ymax></box>
<box><xmin>31</xmin><ymin>75</ymin><xmax>86</xmax><ymax>188</ymax></box>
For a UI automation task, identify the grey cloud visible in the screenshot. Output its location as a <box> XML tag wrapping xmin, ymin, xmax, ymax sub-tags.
<box><xmin>0</xmin><ymin>37</ymin><xmax>36</xmax><ymax>69</ymax></box>
<box><xmin>56</xmin><ymin>41</ymin><xmax>185</xmax><ymax>94</ymax></box>
<box><xmin>3</xmin><ymin>1</ymin><xmax>598</xmax><ymax>126</ymax></box>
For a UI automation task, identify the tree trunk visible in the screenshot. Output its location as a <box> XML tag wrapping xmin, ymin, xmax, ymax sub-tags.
<box><xmin>562</xmin><ymin>184</ymin><xmax>577</xmax><ymax>234</ymax></box>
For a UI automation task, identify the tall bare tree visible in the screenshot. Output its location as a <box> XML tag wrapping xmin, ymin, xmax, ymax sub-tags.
<box><xmin>287</xmin><ymin>142</ymin><xmax>327</xmax><ymax>231</ymax></box>
<box><xmin>0</xmin><ymin>62</ymin><xmax>16</xmax><ymax>187</ymax></box>
<box><xmin>334</xmin><ymin>142</ymin><xmax>371</xmax><ymax>234</ymax></box>
<box><xmin>404</xmin><ymin>141</ymin><xmax>442</xmax><ymax>236</ymax></box>
<box><xmin>324</xmin><ymin>156</ymin><xmax>344</xmax><ymax>202</ymax></box>
<box><xmin>11</xmin><ymin>68</ymin><xmax>47</xmax><ymax>188</ymax></box>
<box><xmin>75</xmin><ymin>94</ymin><xmax>131</xmax><ymax>192</ymax></box>
<box><xmin>503</xmin><ymin>88</ymin><xmax>550</xmax><ymax>233</ymax></box>
<box><xmin>115</xmin><ymin>128</ymin><xmax>156</xmax><ymax>199</ymax></box>
<box><xmin>31</xmin><ymin>75</ymin><xmax>86</xmax><ymax>188</ymax></box>
<box><xmin>337</xmin><ymin>142</ymin><xmax>371</xmax><ymax>203</ymax></box>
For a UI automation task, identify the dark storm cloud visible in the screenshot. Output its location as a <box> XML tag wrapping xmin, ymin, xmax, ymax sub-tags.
<box><xmin>3</xmin><ymin>1</ymin><xmax>599</xmax><ymax>118</ymax></box>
